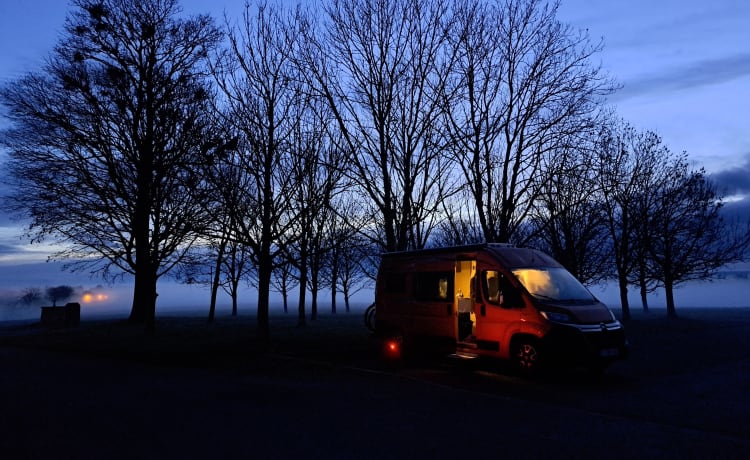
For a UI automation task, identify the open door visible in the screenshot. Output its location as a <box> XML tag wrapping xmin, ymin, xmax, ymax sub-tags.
<box><xmin>454</xmin><ymin>259</ymin><xmax>476</xmax><ymax>344</ymax></box>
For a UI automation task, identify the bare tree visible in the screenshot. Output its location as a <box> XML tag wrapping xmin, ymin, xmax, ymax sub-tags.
<box><xmin>220</xmin><ymin>237</ymin><xmax>252</xmax><ymax>317</ymax></box>
<box><xmin>0</xmin><ymin>0</ymin><xmax>222</xmax><ymax>332</ymax></box>
<box><xmin>322</xmin><ymin>193</ymin><xmax>376</xmax><ymax>312</ymax></box>
<box><xmin>528</xmin><ymin>143</ymin><xmax>610</xmax><ymax>284</ymax></box>
<box><xmin>302</xmin><ymin>0</ymin><xmax>456</xmax><ymax>252</ymax></box>
<box><xmin>341</xmin><ymin>235</ymin><xmax>377</xmax><ymax>311</ymax></box>
<box><xmin>443</xmin><ymin>0</ymin><xmax>613</xmax><ymax>244</ymax></box>
<box><xmin>46</xmin><ymin>285</ymin><xmax>76</xmax><ymax>307</ymax></box>
<box><xmin>18</xmin><ymin>288</ymin><xmax>43</xmax><ymax>307</ymax></box>
<box><xmin>646</xmin><ymin>156</ymin><xmax>750</xmax><ymax>318</ymax></box>
<box><xmin>433</xmin><ymin>189</ymin><xmax>486</xmax><ymax>247</ymax></box>
<box><xmin>270</xmin><ymin>256</ymin><xmax>298</xmax><ymax>315</ymax></box>
<box><xmin>595</xmin><ymin>121</ymin><xmax>643</xmax><ymax>320</ymax></box>
<box><xmin>283</xmin><ymin>94</ymin><xmax>346</xmax><ymax>325</ymax></box>
<box><xmin>595</xmin><ymin>122</ymin><xmax>681</xmax><ymax>320</ymax></box>
<box><xmin>210</xmin><ymin>3</ymin><xmax>307</xmax><ymax>339</ymax></box>
<box><xmin>305</xmin><ymin>158</ymin><xmax>347</xmax><ymax>321</ymax></box>
<box><xmin>626</xmin><ymin>131</ymin><xmax>673</xmax><ymax>313</ymax></box>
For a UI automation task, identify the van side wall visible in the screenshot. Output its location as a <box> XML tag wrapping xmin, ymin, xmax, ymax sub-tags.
<box><xmin>375</xmin><ymin>254</ymin><xmax>459</xmax><ymax>347</ymax></box>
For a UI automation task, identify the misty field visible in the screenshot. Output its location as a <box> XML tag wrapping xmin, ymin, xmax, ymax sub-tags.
<box><xmin>1</xmin><ymin>307</ymin><xmax>749</xmax><ymax>459</ymax></box>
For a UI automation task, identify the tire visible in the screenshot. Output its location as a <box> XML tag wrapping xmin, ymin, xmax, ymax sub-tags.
<box><xmin>364</xmin><ymin>303</ymin><xmax>376</xmax><ymax>332</ymax></box>
<box><xmin>512</xmin><ymin>338</ymin><xmax>542</xmax><ymax>374</ymax></box>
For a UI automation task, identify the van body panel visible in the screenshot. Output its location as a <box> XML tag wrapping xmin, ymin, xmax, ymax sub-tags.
<box><xmin>375</xmin><ymin>243</ymin><xmax>628</xmax><ymax>369</ymax></box>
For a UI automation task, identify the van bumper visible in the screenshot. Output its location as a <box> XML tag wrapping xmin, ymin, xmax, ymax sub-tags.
<box><xmin>543</xmin><ymin>322</ymin><xmax>629</xmax><ymax>366</ymax></box>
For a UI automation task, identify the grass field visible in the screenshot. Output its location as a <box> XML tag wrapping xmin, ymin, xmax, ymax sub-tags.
<box><xmin>2</xmin><ymin>307</ymin><xmax>749</xmax><ymax>459</ymax></box>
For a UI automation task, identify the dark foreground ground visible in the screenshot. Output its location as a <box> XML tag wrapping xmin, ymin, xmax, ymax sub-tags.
<box><xmin>1</xmin><ymin>307</ymin><xmax>749</xmax><ymax>459</ymax></box>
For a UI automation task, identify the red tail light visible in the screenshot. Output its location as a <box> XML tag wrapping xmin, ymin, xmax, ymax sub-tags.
<box><xmin>383</xmin><ymin>338</ymin><xmax>401</xmax><ymax>359</ymax></box>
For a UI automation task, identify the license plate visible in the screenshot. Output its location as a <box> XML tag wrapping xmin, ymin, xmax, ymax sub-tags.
<box><xmin>600</xmin><ymin>348</ymin><xmax>619</xmax><ymax>357</ymax></box>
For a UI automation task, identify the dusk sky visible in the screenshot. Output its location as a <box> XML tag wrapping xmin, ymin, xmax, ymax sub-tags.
<box><xmin>0</xmin><ymin>0</ymin><xmax>748</xmax><ymax>294</ymax></box>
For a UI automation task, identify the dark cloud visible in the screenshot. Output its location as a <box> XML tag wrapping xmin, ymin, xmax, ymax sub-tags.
<box><xmin>611</xmin><ymin>52</ymin><xmax>750</xmax><ymax>102</ymax></box>
<box><xmin>712</xmin><ymin>155</ymin><xmax>750</xmax><ymax>223</ymax></box>
<box><xmin>711</xmin><ymin>154</ymin><xmax>750</xmax><ymax>196</ymax></box>
<box><xmin>721</xmin><ymin>198</ymin><xmax>750</xmax><ymax>225</ymax></box>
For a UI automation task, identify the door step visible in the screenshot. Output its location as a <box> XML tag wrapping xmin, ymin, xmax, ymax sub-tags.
<box><xmin>449</xmin><ymin>351</ymin><xmax>479</xmax><ymax>360</ymax></box>
<box><xmin>457</xmin><ymin>340</ymin><xmax>478</xmax><ymax>349</ymax></box>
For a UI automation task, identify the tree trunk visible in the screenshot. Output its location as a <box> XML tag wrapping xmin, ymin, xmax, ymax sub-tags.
<box><xmin>208</xmin><ymin>241</ymin><xmax>227</xmax><ymax>323</ymax></box>
<box><xmin>231</xmin><ymin>271</ymin><xmax>240</xmax><ymax>317</ymax></box>
<box><xmin>617</xmin><ymin>271</ymin><xmax>631</xmax><ymax>321</ymax></box>
<box><xmin>297</xmin><ymin>279</ymin><xmax>307</xmax><ymax>327</ymax></box>
<box><xmin>311</xmin><ymin>285</ymin><xmax>318</xmax><ymax>321</ymax></box>
<box><xmin>639</xmin><ymin>278</ymin><xmax>649</xmax><ymax>313</ymax></box>
<box><xmin>638</xmin><ymin>261</ymin><xmax>649</xmax><ymax>313</ymax></box>
<box><xmin>310</xmin><ymin>268</ymin><xmax>318</xmax><ymax>321</ymax></box>
<box><xmin>130</xmin><ymin>269</ymin><xmax>158</xmax><ymax>334</ymax></box>
<box><xmin>331</xmin><ymin>261</ymin><xmax>338</xmax><ymax>314</ymax></box>
<box><xmin>343</xmin><ymin>284</ymin><xmax>351</xmax><ymax>313</ymax></box>
<box><xmin>256</xmin><ymin>251</ymin><xmax>272</xmax><ymax>343</ymax></box>
<box><xmin>665</xmin><ymin>278</ymin><xmax>678</xmax><ymax>319</ymax></box>
<box><xmin>297</xmin><ymin>241</ymin><xmax>308</xmax><ymax>326</ymax></box>
<box><xmin>129</xmin><ymin>173</ymin><xmax>157</xmax><ymax>332</ymax></box>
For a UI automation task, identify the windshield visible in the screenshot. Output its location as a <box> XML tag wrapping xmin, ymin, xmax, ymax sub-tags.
<box><xmin>512</xmin><ymin>267</ymin><xmax>595</xmax><ymax>302</ymax></box>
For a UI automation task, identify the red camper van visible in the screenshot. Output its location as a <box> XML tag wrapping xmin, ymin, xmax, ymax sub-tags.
<box><xmin>373</xmin><ymin>244</ymin><xmax>627</xmax><ymax>372</ymax></box>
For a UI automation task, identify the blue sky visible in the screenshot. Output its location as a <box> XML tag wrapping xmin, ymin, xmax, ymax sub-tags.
<box><xmin>1</xmin><ymin>0</ymin><xmax>749</xmax><ymax>282</ymax></box>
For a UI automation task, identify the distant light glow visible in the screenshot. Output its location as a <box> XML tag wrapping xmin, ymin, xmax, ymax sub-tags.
<box><xmin>81</xmin><ymin>290</ymin><xmax>109</xmax><ymax>304</ymax></box>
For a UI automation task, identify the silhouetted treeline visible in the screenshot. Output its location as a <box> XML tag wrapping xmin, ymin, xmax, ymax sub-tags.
<box><xmin>1</xmin><ymin>0</ymin><xmax>747</xmax><ymax>334</ymax></box>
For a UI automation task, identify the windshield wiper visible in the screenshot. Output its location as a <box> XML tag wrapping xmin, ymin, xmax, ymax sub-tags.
<box><xmin>532</xmin><ymin>293</ymin><xmax>557</xmax><ymax>302</ymax></box>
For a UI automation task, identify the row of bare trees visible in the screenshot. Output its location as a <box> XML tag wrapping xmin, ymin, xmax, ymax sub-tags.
<box><xmin>1</xmin><ymin>0</ymin><xmax>747</xmax><ymax>336</ymax></box>
<box><xmin>523</xmin><ymin>120</ymin><xmax>749</xmax><ymax>319</ymax></box>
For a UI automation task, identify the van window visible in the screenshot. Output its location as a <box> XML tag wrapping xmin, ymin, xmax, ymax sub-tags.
<box><xmin>414</xmin><ymin>272</ymin><xmax>453</xmax><ymax>301</ymax></box>
<box><xmin>383</xmin><ymin>273</ymin><xmax>406</xmax><ymax>293</ymax></box>
<box><xmin>512</xmin><ymin>267</ymin><xmax>594</xmax><ymax>302</ymax></box>
<box><xmin>484</xmin><ymin>271</ymin><xmax>502</xmax><ymax>304</ymax></box>
<box><xmin>483</xmin><ymin>270</ymin><xmax>520</xmax><ymax>306</ymax></box>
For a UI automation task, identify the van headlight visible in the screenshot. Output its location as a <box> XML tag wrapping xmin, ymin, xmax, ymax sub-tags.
<box><xmin>540</xmin><ymin>310</ymin><xmax>573</xmax><ymax>323</ymax></box>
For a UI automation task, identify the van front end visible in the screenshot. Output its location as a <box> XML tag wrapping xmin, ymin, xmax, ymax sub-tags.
<box><xmin>538</xmin><ymin>306</ymin><xmax>629</xmax><ymax>369</ymax></box>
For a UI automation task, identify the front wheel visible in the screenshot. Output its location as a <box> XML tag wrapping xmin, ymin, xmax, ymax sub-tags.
<box><xmin>512</xmin><ymin>338</ymin><xmax>543</xmax><ymax>374</ymax></box>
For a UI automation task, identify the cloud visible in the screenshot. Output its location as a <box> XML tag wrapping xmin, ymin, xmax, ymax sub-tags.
<box><xmin>612</xmin><ymin>52</ymin><xmax>750</xmax><ymax>102</ymax></box>
<box><xmin>711</xmin><ymin>154</ymin><xmax>750</xmax><ymax>196</ymax></box>
<box><xmin>0</xmin><ymin>243</ymin><xmax>19</xmax><ymax>255</ymax></box>
<box><xmin>722</xmin><ymin>198</ymin><xmax>750</xmax><ymax>222</ymax></box>
<box><xmin>712</xmin><ymin>154</ymin><xmax>750</xmax><ymax>223</ymax></box>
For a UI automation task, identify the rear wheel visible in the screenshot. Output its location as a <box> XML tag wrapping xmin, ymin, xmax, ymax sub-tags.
<box><xmin>364</xmin><ymin>303</ymin><xmax>376</xmax><ymax>332</ymax></box>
